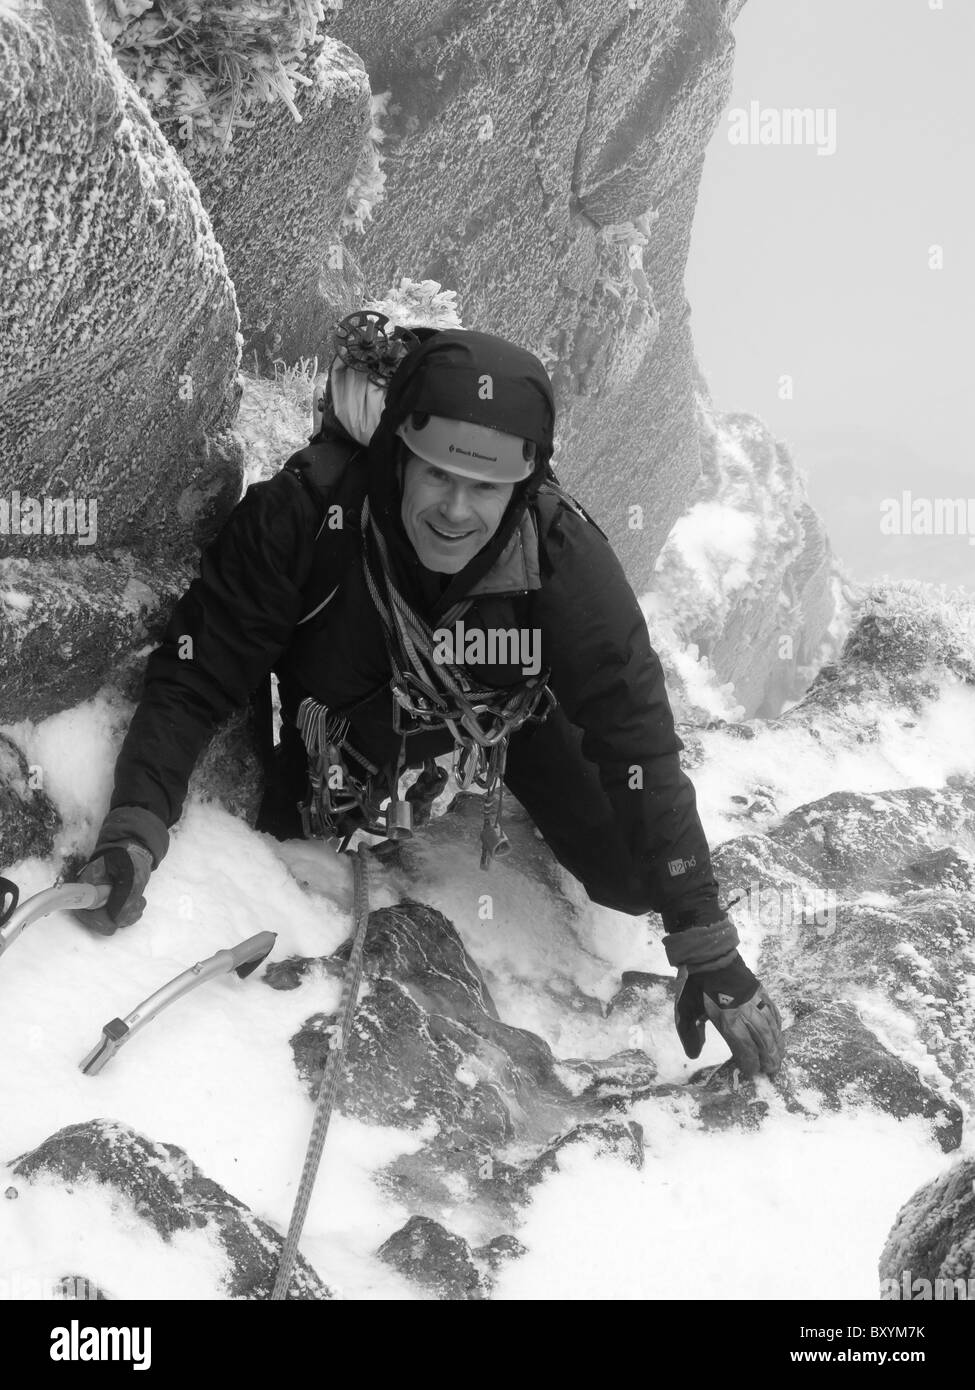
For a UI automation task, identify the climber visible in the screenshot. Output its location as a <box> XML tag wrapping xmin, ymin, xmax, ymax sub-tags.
<box><xmin>73</xmin><ymin>317</ymin><xmax>784</xmax><ymax>1079</ymax></box>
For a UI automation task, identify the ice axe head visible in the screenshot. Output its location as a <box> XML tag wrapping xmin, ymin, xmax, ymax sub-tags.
<box><xmin>232</xmin><ymin>932</ymin><xmax>277</xmax><ymax>979</ymax></box>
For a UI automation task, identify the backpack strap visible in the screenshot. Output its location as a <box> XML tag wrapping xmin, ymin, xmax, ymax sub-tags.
<box><xmin>252</xmin><ymin>433</ymin><xmax>366</xmax><ymax>778</ymax></box>
<box><xmin>533</xmin><ymin>477</ymin><xmax>608</xmax><ymax>578</ymax></box>
<box><xmin>281</xmin><ymin>433</ymin><xmax>366</xmax><ymax>625</ymax></box>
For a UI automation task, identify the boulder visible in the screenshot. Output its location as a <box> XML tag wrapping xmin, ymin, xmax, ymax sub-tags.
<box><xmin>0</xmin><ymin>552</ymin><xmax>192</xmax><ymax>724</ymax></box>
<box><xmin>378</xmin><ymin>1215</ymin><xmax>486</xmax><ymax>1301</ymax></box>
<box><xmin>776</xmin><ymin>1003</ymin><xmax>960</xmax><ymax>1152</ymax></box>
<box><xmin>879</xmin><ymin>1157</ymin><xmax>975</xmax><ymax>1299</ymax></box>
<box><xmin>11</xmin><ymin>1119</ymin><xmax>331</xmax><ymax>1299</ymax></box>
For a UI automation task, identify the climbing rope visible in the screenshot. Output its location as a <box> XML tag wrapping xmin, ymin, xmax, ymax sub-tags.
<box><xmin>358</xmin><ymin>498</ymin><xmax>554</xmax><ymax>864</ymax></box>
<box><xmin>270</xmin><ymin>844</ymin><xmax>371</xmax><ymax>1300</ymax></box>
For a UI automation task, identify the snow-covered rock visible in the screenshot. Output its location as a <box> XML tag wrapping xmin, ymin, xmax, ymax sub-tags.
<box><xmin>9</xmin><ymin>1118</ymin><xmax>331</xmax><ymax>1299</ymax></box>
<box><xmin>648</xmin><ymin>404</ymin><xmax>846</xmax><ymax>717</ymax></box>
<box><xmin>879</xmin><ymin>1157</ymin><xmax>975</xmax><ymax>1299</ymax></box>
<box><xmin>0</xmin><ymin>552</ymin><xmax>192</xmax><ymax>727</ymax></box>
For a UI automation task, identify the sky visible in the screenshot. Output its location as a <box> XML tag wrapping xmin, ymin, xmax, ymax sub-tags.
<box><xmin>686</xmin><ymin>0</ymin><xmax>975</xmax><ymax>590</ymax></box>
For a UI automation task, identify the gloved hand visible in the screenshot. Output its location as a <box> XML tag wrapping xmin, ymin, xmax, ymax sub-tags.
<box><xmin>75</xmin><ymin>844</ymin><xmax>154</xmax><ymax>934</ymax></box>
<box><xmin>665</xmin><ymin>916</ymin><xmax>784</xmax><ymax>1077</ymax></box>
<box><xmin>73</xmin><ymin>806</ymin><xmax>169</xmax><ymax>936</ymax></box>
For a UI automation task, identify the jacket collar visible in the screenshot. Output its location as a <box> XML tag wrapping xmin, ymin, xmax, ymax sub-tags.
<box><xmin>466</xmin><ymin>508</ymin><xmax>541</xmax><ymax>597</ymax></box>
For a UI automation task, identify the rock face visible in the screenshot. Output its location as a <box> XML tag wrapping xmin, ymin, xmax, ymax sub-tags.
<box><xmin>288</xmin><ymin>900</ymin><xmax>596</xmax><ymax>1185</ymax></box>
<box><xmin>879</xmin><ymin>1157</ymin><xmax>975</xmax><ymax>1299</ymax></box>
<box><xmin>11</xmin><ymin>1119</ymin><xmax>330</xmax><ymax>1300</ymax></box>
<box><xmin>711</xmin><ymin>782</ymin><xmax>975</xmax><ymax>1105</ymax></box>
<box><xmin>0</xmin><ymin>0</ymin><xmax>243</xmax><ymax>730</ymax></box>
<box><xmin>0</xmin><ymin>0</ymin><xmax>242</xmax><ymax>549</ymax></box>
<box><xmin>325</xmin><ymin>1</ymin><xmax>739</xmax><ymax>591</ymax></box>
<box><xmin>761</xmin><ymin>1003</ymin><xmax>960</xmax><ymax>1152</ymax></box>
<box><xmin>0</xmin><ymin>552</ymin><xmax>193</xmax><ymax>727</ymax></box>
<box><xmin>378</xmin><ymin>1215</ymin><xmax>487</xmax><ymax>1301</ymax></box>
<box><xmin>182</xmin><ymin>36</ymin><xmax>373</xmax><ymax>371</ymax></box>
<box><xmin>99</xmin><ymin>2</ymin><xmax>754</xmax><ymax>593</ymax></box>
<box><xmin>649</xmin><ymin>406</ymin><xmax>844</xmax><ymax>717</ymax></box>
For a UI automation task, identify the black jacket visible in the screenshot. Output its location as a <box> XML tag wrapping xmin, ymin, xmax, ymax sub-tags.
<box><xmin>110</xmin><ymin>331</ymin><xmax>722</xmax><ymax>928</ymax></box>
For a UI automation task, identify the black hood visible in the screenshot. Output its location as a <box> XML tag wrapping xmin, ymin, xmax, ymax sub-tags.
<box><xmin>363</xmin><ymin>329</ymin><xmax>556</xmax><ymax>617</ymax></box>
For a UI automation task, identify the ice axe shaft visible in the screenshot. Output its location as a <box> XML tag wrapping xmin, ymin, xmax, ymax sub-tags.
<box><xmin>0</xmin><ymin>879</ymin><xmax>111</xmax><ymax>959</ymax></box>
<box><xmin>80</xmin><ymin>931</ymin><xmax>277</xmax><ymax>1075</ymax></box>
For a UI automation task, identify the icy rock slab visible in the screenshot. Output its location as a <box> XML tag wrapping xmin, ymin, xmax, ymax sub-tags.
<box><xmin>700</xmin><ymin>1002</ymin><xmax>962</xmax><ymax>1153</ymax></box>
<box><xmin>285</xmin><ymin>901</ymin><xmax>656</xmax><ymax>1203</ymax></box>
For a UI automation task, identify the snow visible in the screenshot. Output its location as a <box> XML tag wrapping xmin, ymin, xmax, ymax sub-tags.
<box><xmin>491</xmin><ymin>1107</ymin><xmax>952</xmax><ymax>1301</ymax></box>
<box><xmin>1</xmin><ymin>643</ymin><xmax>973</xmax><ymax>1298</ymax></box>
<box><xmin>663</xmin><ymin>500</ymin><xmax>759</xmax><ymax>604</ymax></box>
<box><xmin>689</xmin><ymin>679</ymin><xmax>975</xmax><ymax>852</ymax></box>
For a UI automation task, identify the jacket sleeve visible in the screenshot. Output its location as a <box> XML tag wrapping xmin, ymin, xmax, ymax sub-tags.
<box><xmin>109</xmin><ymin>472</ymin><xmax>320</xmax><ymax>832</ymax></box>
<box><xmin>531</xmin><ymin>504</ymin><xmax>723</xmax><ymax>930</ymax></box>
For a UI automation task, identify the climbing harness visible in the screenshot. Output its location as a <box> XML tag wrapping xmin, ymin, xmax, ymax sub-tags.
<box><xmin>271</xmin><ymin>844</ymin><xmax>371</xmax><ymax>1300</ymax></box>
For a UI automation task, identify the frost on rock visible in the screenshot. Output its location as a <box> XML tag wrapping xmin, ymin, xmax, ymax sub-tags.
<box><xmin>363</xmin><ymin>277</ymin><xmax>463</xmax><ymax>333</ymax></box>
<box><xmin>340</xmin><ymin>90</ymin><xmax>388</xmax><ymax>236</ymax></box>
<box><xmin>880</xmin><ymin>1156</ymin><xmax>975</xmax><ymax>1296</ymax></box>
<box><xmin>93</xmin><ymin>0</ymin><xmax>328</xmax><ymax>155</ymax></box>
<box><xmin>181</xmin><ymin>30</ymin><xmax>371</xmax><ymax>373</ymax></box>
<box><xmin>0</xmin><ymin>0</ymin><xmax>242</xmax><ymax>551</ymax></box>
<box><xmin>648</xmin><ymin>403</ymin><xmax>847</xmax><ymax>718</ymax></box>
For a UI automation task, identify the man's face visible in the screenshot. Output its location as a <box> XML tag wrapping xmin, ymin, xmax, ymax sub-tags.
<box><xmin>400</xmin><ymin>453</ymin><xmax>514</xmax><ymax>573</ymax></box>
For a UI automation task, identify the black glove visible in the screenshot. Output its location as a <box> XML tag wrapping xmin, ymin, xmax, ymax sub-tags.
<box><xmin>73</xmin><ymin>806</ymin><xmax>169</xmax><ymax>936</ymax></box>
<box><xmin>665</xmin><ymin>916</ymin><xmax>784</xmax><ymax>1077</ymax></box>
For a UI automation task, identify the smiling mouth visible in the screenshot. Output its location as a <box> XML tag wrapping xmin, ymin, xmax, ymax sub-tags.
<box><xmin>427</xmin><ymin>521</ymin><xmax>477</xmax><ymax>541</ymax></box>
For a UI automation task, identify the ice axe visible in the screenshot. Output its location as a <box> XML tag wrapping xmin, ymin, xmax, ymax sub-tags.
<box><xmin>79</xmin><ymin>931</ymin><xmax>276</xmax><ymax>1075</ymax></box>
<box><xmin>0</xmin><ymin>876</ymin><xmax>111</xmax><ymax>960</ymax></box>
